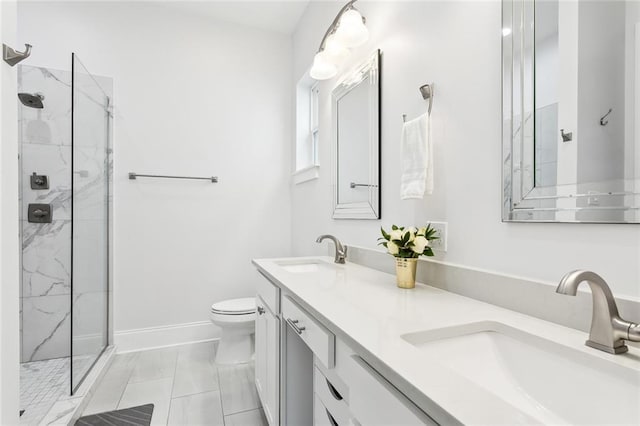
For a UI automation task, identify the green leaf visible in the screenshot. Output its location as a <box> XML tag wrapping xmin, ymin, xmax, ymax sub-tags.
<box><xmin>392</xmin><ymin>225</ymin><xmax>398</xmax><ymax>230</ymax></box>
<box><xmin>380</xmin><ymin>227</ymin><xmax>390</xmax><ymax>240</ymax></box>
<box><xmin>401</xmin><ymin>232</ymin><xmax>410</xmax><ymax>246</ymax></box>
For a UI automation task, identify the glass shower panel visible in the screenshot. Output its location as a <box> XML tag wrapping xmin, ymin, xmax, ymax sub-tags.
<box><xmin>71</xmin><ymin>53</ymin><xmax>111</xmax><ymax>392</ymax></box>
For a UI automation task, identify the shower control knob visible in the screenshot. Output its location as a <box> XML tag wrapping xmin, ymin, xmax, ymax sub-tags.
<box><xmin>30</xmin><ymin>172</ymin><xmax>49</xmax><ymax>189</ymax></box>
<box><xmin>28</xmin><ymin>204</ymin><xmax>52</xmax><ymax>223</ymax></box>
<box><xmin>33</xmin><ymin>209</ymin><xmax>49</xmax><ymax>218</ymax></box>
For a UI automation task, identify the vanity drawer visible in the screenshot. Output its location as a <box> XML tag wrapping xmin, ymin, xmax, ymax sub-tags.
<box><xmin>256</xmin><ymin>272</ymin><xmax>280</xmax><ymax>314</ymax></box>
<box><xmin>315</xmin><ymin>394</ymin><xmax>341</xmax><ymax>426</ymax></box>
<box><xmin>282</xmin><ymin>296</ymin><xmax>335</xmax><ymax>368</ymax></box>
<box><xmin>345</xmin><ymin>355</ymin><xmax>437</xmax><ymax>426</ymax></box>
<box><xmin>314</xmin><ymin>366</ymin><xmax>350</xmax><ymax>425</ymax></box>
<box><xmin>315</xmin><ymin>358</ymin><xmax>349</xmax><ymax>403</ymax></box>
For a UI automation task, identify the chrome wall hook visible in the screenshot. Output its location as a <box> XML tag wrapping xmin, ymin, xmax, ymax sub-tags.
<box><xmin>600</xmin><ymin>108</ymin><xmax>613</xmax><ymax>126</ymax></box>
<box><xmin>3</xmin><ymin>43</ymin><xmax>32</xmax><ymax>66</ymax></box>
<box><xmin>419</xmin><ymin>83</ymin><xmax>434</xmax><ymax>115</ymax></box>
<box><xmin>561</xmin><ymin>128</ymin><xmax>573</xmax><ymax>142</ymax></box>
<box><xmin>402</xmin><ymin>83</ymin><xmax>435</xmax><ymax>123</ymax></box>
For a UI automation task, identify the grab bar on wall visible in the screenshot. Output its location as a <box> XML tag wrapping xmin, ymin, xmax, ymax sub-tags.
<box><xmin>128</xmin><ymin>172</ymin><xmax>218</xmax><ymax>183</ymax></box>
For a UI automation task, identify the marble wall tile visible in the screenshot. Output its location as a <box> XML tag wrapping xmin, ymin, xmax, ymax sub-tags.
<box><xmin>20</xmin><ymin>143</ymin><xmax>72</xmax><ymax>221</ymax></box>
<box><xmin>73</xmin><ymin>146</ymin><xmax>108</xmax><ymax>222</ymax></box>
<box><xmin>22</xmin><ymin>220</ymin><xmax>71</xmax><ymax>298</ymax></box>
<box><xmin>22</xmin><ymin>295</ymin><xmax>71</xmax><ymax>362</ymax></box>
<box><xmin>18</xmin><ymin>64</ymin><xmax>112</xmax><ymax>365</ymax></box>
<box><xmin>18</xmin><ymin>66</ymin><xmax>72</xmax><ymax>146</ymax></box>
<box><xmin>19</xmin><ymin>65</ymin><xmax>73</xmax><ymax>364</ymax></box>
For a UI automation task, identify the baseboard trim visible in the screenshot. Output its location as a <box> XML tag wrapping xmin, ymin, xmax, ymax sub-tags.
<box><xmin>114</xmin><ymin>321</ymin><xmax>219</xmax><ymax>353</ymax></box>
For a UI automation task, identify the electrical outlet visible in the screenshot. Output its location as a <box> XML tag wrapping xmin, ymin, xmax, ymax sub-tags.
<box><xmin>428</xmin><ymin>221</ymin><xmax>448</xmax><ymax>252</ymax></box>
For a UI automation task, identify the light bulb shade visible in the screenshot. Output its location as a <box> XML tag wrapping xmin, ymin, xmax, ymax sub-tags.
<box><xmin>324</xmin><ymin>34</ymin><xmax>350</xmax><ymax>64</ymax></box>
<box><xmin>335</xmin><ymin>9</ymin><xmax>369</xmax><ymax>48</ymax></box>
<box><xmin>310</xmin><ymin>51</ymin><xmax>337</xmax><ymax>80</ymax></box>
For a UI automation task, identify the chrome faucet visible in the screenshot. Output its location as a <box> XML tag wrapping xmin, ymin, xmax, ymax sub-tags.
<box><xmin>316</xmin><ymin>235</ymin><xmax>347</xmax><ymax>264</ymax></box>
<box><xmin>556</xmin><ymin>270</ymin><xmax>640</xmax><ymax>354</ymax></box>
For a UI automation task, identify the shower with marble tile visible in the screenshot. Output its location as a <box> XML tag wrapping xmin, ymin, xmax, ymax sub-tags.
<box><xmin>18</xmin><ymin>54</ymin><xmax>112</xmax><ymax>424</ymax></box>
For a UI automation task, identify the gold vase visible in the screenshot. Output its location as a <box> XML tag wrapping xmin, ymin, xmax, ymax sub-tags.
<box><xmin>395</xmin><ymin>258</ymin><xmax>418</xmax><ymax>289</ymax></box>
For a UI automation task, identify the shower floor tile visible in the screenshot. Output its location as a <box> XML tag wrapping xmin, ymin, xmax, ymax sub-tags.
<box><xmin>20</xmin><ymin>357</ymin><xmax>69</xmax><ymax>425</ymax></box>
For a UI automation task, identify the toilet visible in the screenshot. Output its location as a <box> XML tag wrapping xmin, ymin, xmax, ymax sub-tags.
<box><xmin>209</xmin><ymin>297</ymin><xmax>256</xmax><ymax>365</ymax></box>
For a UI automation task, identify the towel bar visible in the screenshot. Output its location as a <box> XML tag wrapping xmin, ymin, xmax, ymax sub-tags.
<box><xmin>128</xmin><ymin>172</ymin><xmax>218</xmax><ymax>183</ymax></box>
<box><xmin>350</xmin><ymin>182</ymin><xmax>378</xmax><ymax>188</ymax></box>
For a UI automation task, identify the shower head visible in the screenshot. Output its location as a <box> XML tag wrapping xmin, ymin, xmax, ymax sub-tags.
<box><xmin>18</xmin><ymin>92</ymin><xmax>44</xmax><ymax>109</ymax></box>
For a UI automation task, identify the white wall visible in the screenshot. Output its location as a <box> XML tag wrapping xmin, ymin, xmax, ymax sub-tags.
<box><xmin>291</xmin><ymin>1</ymin><xmax>640</xmax><ymax>299</ymax></box>
<box><xmin>18</xmin><ymin>2</ymin><xmax>293</xmax><ymax>345</ymax></box>
<box><xmin>0</xmin><ymin>0</ymin><xmax>21</xmax><ymax>422</ymax></box>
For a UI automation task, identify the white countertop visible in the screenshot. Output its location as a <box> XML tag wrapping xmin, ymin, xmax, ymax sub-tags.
<box><xmin>253</xmin><ymin>256</ymin><xmax>640</xmax><ymax>425</ymax></box>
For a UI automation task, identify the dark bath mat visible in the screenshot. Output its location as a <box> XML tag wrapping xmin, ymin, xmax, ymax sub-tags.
<box><xmin>75</xmin><ymin>404</ymin><xmax>154</xmax><ymax>426</ymax></box>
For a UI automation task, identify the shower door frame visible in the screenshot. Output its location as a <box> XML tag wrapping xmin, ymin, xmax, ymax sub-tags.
<box><xmin>70</xmin><ymin>52</ymin><xmax>111</xmax><ymax>395</ymax></box>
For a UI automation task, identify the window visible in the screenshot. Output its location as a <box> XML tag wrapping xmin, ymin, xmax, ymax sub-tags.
<box><xmin>310</xmin><ymin>83</ymin><xmax>319</xmax><ymax>166</ymax></box>
<box><xmin>294</xmin><ymin>73</ymin><xmax>320</xmax><ymax>184</ymax></box>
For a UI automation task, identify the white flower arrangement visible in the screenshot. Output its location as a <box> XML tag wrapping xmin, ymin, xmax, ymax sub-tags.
<box><xmin>377</xmin><ymin>224</ymin><xmax>439</xmax><ymax>258</ymax></box>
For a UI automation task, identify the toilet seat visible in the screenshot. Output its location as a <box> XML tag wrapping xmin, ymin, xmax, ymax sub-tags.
<box><xmin>211</xmin><ymin>297</ymin><xmax>255</xmax><ymax>315</ymax></box>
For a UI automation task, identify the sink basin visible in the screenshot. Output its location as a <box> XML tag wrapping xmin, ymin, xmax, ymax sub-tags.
<box><xmin>402</xmin><ymin>321</ymin><xmax>640</xmax><ymax>425</ymax></box>
<box><xmin>275</xmin><ymin>259</ymin><xmax>334</xmax><ymax>274</ymax></box>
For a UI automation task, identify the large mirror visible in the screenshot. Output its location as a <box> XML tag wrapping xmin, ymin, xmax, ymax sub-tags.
<box><xmin>503</xmin><ymin>0</ymin><xmax>640</xmax><ymax>223</ymax></box>
<box><xmin>332</xmin><ymin>50</ymin><xmax>381</xmax><ymax>219</ymax></box>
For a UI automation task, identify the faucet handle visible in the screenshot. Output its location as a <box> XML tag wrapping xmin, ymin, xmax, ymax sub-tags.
<box><xmin>315</xmin><ymin>234</ymin><xmax>347</xmax><ymax>264</ymax></box>
<box><xmin>556</xmin><ymin>270</ymin><xmax>632</xmax><ymax>354</ymax></box>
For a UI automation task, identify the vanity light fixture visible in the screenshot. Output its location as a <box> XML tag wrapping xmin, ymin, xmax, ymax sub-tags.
<box><xmin>309</xmin><ymin>0</ymin><xmax>369</xmax><ymax>80</ymax></box>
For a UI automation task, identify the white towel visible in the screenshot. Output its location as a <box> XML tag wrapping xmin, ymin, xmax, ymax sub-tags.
<box><xmin>400</xmin><ymin>113</ymin><xmax>433</xmax><ymax>199</ymax></box>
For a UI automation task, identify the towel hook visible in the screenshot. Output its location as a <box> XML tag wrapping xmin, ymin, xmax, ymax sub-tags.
<box><xmin>600</xmin><ymin>108</ymin><xmax>613</xmax><ymax>126</ymax></box>
<box><xmin>402</xmin><ymin>83</ymin><xmax>434</xmax><ymax>123</ymax></box>
<box><xmin>419</xmin><ymin>83</ymin><xmax>434</xmax><ymax>115</ymax></box>
<box><xmin>3</xmin><ymin>43</ymin><xmax>32</xmax><ymax>67</ymax></box>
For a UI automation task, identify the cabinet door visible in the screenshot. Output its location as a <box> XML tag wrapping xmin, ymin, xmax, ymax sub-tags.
<box><xmin>264</xmin><ymin>308</ymin><xmax>280</xmax><ymax>425</ymax></box>
<box><xmin>255</xmin><ymin>296</ymin><xmax>279</xmax><ymax>426</ymax></box>
<box><xmin>255</xmin><ymin>296</ymin><xmax>268</xmax><ymax>405</ymax></box>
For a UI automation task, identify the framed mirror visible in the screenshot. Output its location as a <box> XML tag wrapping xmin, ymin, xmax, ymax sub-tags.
<box><xmin>502</xmin><ymin>0</ymin><xmax>640</xmax><ymax>223</ymax></box>
<box><xmin>332</xmin><ymin>50</ymin><xmax>381</xmax><ymax>220</ymax></box>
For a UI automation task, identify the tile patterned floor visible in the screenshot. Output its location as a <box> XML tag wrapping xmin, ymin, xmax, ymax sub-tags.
<box><xmin>82</xmin><ymin>342</ymin><xmax>268</xmax><ymax>426</ymax></box>
<box><xmin>20</xmin><ymin>357</ymin><xmax>69</xmax><ymax>425</ymax></box>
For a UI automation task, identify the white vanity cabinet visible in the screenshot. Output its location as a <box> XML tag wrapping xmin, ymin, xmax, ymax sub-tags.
<box><xmin>255</xmin><ymin>278</ymin><xmax>280</xmax><ymax>426</ymax></box>
<box><xmin>255</xmin><ymin>272</ymin><xmax>438</xmax><ymax>426</ymax></box>
<box><xmin>338</xmin><ymin>355</ymin><xmax>437</xmax><ymax>426</ymax></box>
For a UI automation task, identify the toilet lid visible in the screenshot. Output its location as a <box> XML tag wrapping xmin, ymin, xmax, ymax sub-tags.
<box><xmin>211</xmin><ymin>297</ymin><xmax>256</xmax><ymax>315</ymax></box>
